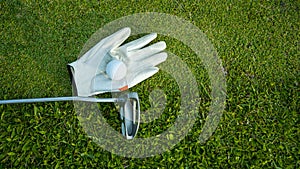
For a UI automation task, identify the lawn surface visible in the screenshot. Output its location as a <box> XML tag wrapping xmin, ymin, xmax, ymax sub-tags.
<box><xmin>0</xmin><ymin>0</ymin><xmax>299</xmax><ymax>168</ymax></box>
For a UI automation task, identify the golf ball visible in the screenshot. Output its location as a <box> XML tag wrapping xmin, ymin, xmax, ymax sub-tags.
<box><xmin>106</xmin><ymin>60</ymin><xmax>127</xmax><ymax>80</ymax></box>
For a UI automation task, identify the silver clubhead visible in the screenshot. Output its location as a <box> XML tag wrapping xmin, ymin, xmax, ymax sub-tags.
<box><xmin>119</xmin><ymin>92</ymin><xmax>140</xmax><ymax>139</ymax></box>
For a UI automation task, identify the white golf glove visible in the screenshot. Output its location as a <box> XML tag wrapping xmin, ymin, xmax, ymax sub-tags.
<box><xmin>68</xmin><ymin>27</ymin><xmax>167</xmax><ymax>96</ymax></box>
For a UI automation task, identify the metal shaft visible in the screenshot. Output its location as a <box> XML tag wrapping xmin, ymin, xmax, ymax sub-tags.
<box><xmin>0</xmin><ymin>96</ymin><xmax>123</xmax><ymax>104</ymax></box>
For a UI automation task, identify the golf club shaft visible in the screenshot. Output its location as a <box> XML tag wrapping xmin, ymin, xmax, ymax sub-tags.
<box><xmin>0</xmin><ymin>96</ymin><xmax>123</xmax><ymax>104</ymax></box>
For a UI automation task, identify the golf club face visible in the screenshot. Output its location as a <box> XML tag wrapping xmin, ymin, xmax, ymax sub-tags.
<box><xmin>119</xmin><ymin>92</ymin><xmax>140</xmax><ymax>139</ymax></box>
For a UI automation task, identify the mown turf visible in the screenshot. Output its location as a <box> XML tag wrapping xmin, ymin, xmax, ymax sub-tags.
<box><xmin>0</xmin><ymin>0</ymin><xmax>299</xmax><ymax>168</ymax></box>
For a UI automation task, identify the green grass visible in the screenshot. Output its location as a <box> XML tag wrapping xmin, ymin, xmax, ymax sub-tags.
<box><xmin>0</xmin><ymin>0</ymin><xmax>299</xmax><ymax>168</ymax></box>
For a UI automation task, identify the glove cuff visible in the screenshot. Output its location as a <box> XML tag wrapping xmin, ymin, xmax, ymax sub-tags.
<box><xmin>67</xmin><ymin>64</ymin><xmax>78</xmax><ymax>96</ymax></box>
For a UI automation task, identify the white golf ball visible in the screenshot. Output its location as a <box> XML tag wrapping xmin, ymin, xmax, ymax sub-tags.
<box><xmin>106</xmin><ymin>60</ymin><xmax>127</xmax><ymax>80</ymax></box>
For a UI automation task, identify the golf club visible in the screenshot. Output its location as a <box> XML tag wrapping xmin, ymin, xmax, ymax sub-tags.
<box><xmin>0</xmin><ymin>92</ymin><xmax>141</xmax><ymax>139</ymax></box>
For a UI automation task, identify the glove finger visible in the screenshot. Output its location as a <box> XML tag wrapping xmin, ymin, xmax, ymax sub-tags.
<box><xmin>91</xmin><ymin>74</ymin><xmax>127</xmax><ymax>95</ymax></box>
<box><xmin>127</xmin><ymin>41</ymin><xmax>166</xmax><ymax>61</ymax></box>
<box><xmin>121</xmin><ymin>33</ymin><xmax>157</xmax><ymax>51</ymax></box>
<box><xmin>129</xmin><ymin>67</ymin><xmax>159</xmax><ymax>88</ymax></box>
<box><xmin>82</xmin><ymin>27</ymin><xmax>131</xmax><ymax>62</ymax></box>
<box><xmin>128</xmin><ymin>52</ymin><xmax>167</xmax><ymax>73</ymax></box>
<box><xmin>101</xmin><ymin>27</ymin><xmax>131</xmax><ymax>49</ymax></box>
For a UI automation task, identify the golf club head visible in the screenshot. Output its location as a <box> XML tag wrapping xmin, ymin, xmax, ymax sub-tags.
<box><xmin>119</xmin><ymin>92</ymin><xmax>140</xmax><ymax>139</ymax></box>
